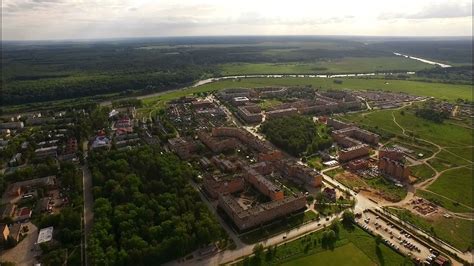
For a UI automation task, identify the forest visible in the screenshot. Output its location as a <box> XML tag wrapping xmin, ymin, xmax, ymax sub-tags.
<box><xmin>5</xmin><ymin>36</ymin><xmax>471</xmax><ymax>106</ymax></box>
<box><xmin>260</xmin><ymin>115</ymin><xmax>332</xmax><ymax>156</ymax></box>
<box><xmin>86</xmin><ymin>146</ymin><xmax>224</xmax><ymax>265</ymax></box>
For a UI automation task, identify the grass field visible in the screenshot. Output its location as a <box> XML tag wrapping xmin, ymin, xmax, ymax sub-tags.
<box><xmin>426</xmin><ymin>167</ymin><xmax>473</xmax><ymax>208</ymax></box>
<box><xmin>387</xmin><ymin>207</ymin><xmax>474</xmax><ymax>251</ymax></box>
<box><xmin>409</xmin><ymin>164</ymin><xmax>435</xmax><ymax>182</ymax></box>
<box><xmin>238</xmin><ymin>224</ymin><xmax>408</xmax><ymax>266</ymax></box>
<box><xmin>220</xmin><ymin>56</ymin><xmax>432</xmax><ymax>75</ymax></box>
<box><xmin>281</xmin><ymin>243</ymin><xmax>375</xmax><ymax>266</ymax></box>
<box><xmin>415</xmin><ymin>190</ymin><xmax>472</xmax><ymax>213</ymax></box>
<box><xmin>257</xmin><ymin>99</ymin><xmax>283</xmax><ymax>111</ymax></box>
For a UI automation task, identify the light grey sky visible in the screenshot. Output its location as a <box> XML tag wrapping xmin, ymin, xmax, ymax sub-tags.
<box><xmin>2</xmin><ymin>0</ymin><xmax>472</xmax><ymax>40</ymax></box>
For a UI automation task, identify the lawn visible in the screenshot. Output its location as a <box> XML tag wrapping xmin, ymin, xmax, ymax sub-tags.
<box><xmin>409</xmin><ymin>164</ymin><xmax>435</xmax><ymax>182</ymax></box>
<box><xmin>426</xmin><ymin>167</ymin><xmax>473</xmax><ymax>208</ymax></box>
<box><xmin>387</xmin><ymin>207</ymin><xmax>474</xmax><ymax>251</ymax></box>
<box><xmin>281</xmin><ymin>243</ymin><xmax>375</xmax><ymax>266</ymax></box>
<box><xmin>257</xmin><ymin>99</ymin><xmax>283</xmax><ymax>111</ymax></box>
<box><xmin>415</xmin><ymin>190</ymin><xmax>472</xmax><ymax>213</ymax></box>
<box><xmin>238</xmin><ymin>224</ymin><xmax>409</xmax><ymax>266</ymax></box>
<box><xmin>220</xmin><ymin>56</ymin><xmax>432</xmax><ymax>75</ymax></box>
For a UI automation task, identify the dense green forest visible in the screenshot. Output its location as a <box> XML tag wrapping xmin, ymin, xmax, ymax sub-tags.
<box><xmin>87</xmin><ymin>146</ymin><xmax>224</xmax><ymax>265</ymax></box>
<box><xmin>2</xmin><ymin>37</ymin><xmax>471</xmax><ymax>106</ymax></box>
<box><xmin>260</xmin><ymin>115</ymin><xmax>332</xmax><ymax>156</ymax></box>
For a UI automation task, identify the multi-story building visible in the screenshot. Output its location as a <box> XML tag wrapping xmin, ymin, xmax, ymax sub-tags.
<box><xmin>203</xmin><ymin>175</ymin><xmax>245</xmax><ymax>199</ymax></box>
<box><xmin>0</xmin><ymin>121</ymin><xmax>24</xmax><ymax>130</ymax></box>
<box><xmin>197</xmin><ymin>130</ymin><xmax>240</xmax><ymax>153</ymax></box>
<box><xmin>35</xmin><ymin>146</ymin><xmax>58</xmax><ymax>159</ymax></box>
<box><xmin>266</xmin><ymin>108</ymin><xmax>298</xmax><ymax>119</ymax></box>
<box><xmin>168</xmin><ymin>137</ymin><xmax>198</xmax><ymax>160</ymax></box>
<box><xmin>273</xmin><ymin>159</ymin><xmax>323</xmax><ymax>187</ymax></box>
<box><xmin>332</xmin><ymin>127</ymin><xmax>379</xmax><ymax>146</ymax></box>
<box><xmin>338</xmin><ymin>144</ymin><xmax>370</xmax><ymax>162</ymax></box>
<box><xmin>218</xmin><ymin>194</ymin><xmax>306</xmax><ymax>231</ymax></box>
<box><xmin>237</xmin><ymin>105</ymin><xmax>263</xmax><ymax>123</ymax></box>
<box><xmin>378</xmin><ymin>148</ymin><xmax>410</xmax><ymax>182</ymax></box>
<box><xmin>242</xmin><ymin>166</ymin><xmax>284</xmax><ymax>201</ymax></box>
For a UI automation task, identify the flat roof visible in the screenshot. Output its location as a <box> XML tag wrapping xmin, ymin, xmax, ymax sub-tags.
<box><xmin>37</xmin><ymin>226</ymin><xmax>54</xmax><ymax>244</ymax></box>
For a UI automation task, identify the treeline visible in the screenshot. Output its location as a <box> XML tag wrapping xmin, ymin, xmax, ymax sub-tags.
<box><xmin>415</xmin><ymin>108</ymin><xmax>449</xmax><ymax>123</ymax></box>
<box><xmin>260</xmin><ymin>115</ymin><xmax>332</xmax><ymax>156</ymax></box>
<box><xmin>415</xmin><ymin>66</ymin><xmax>473</xmax><ymax>85</ymax></box>
<box><xmin>2</xmin><ymin>38</ymin><xmax>391</xmax><ymax>106</ymax></box>
<box><xmin>87</xmin><ymin>146</ymin><xmax>224</xmax><ymax>265</ymax></box>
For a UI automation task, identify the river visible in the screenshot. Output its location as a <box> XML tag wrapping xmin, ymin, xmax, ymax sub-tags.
<box><xmin>393</xmin><ymin>52</ymin><xmax>452</xmax><ymax>68</ymax></box>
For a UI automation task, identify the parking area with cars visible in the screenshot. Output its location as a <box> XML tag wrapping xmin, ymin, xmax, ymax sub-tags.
<box><xmin>356</xmin><ymin>210</ymin><xmax>450</xmax><ymax>265</ymax></box>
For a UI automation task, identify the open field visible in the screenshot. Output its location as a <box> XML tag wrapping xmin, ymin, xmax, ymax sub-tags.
<box><xmin>281</xmin><ymin>243</ymin><xmax>375</xmax><ymax>266</ymax></box>
<box><xmin>426</xmin><ymin>167</ymin><xmax>473</xmax><ymax>209</ymax></box>
<box><xmin>415</xmin><ymin>190</ymin><xmax>472</xmax><ymax>213</ymax></box>
<box><xmin>387</xmin><ymin>207</ymin><xmax>474</xmax><ymax>251</ymax></box>
<box><xmin>220</xmin><ymin>56</ymin><xmax>432</xmax><ymax>75</ymax></box>
<box><xmin>409</xmin><ymin>164</ymin><xmax>436</xmax><ymax>182</ymax></box>
<box><xmin>238</xmin><ymin>224</ymin><xmax>408</xmax><ymax>266</ymax></box>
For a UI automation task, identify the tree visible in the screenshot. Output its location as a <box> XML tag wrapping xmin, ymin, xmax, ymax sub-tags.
<box><xmin>342</xmin><ymin>210</ymin><xmax>355</xmax><ymax>228</ymax></box>
<box><xmin>253</xmin><ymin>243</ymin><xmax>264</xmax><ymax>257</ymax></box>
<box><xmin>375</xmin><ymin>234</ymin><xmax>383</xmax><ymax>246</ymax></box>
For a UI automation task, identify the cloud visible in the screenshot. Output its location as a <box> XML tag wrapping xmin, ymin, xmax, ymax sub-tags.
<box><xmin>379</xmin><ymin>2</ymin><xmax>472</xmax><ymax>20</ymax></box>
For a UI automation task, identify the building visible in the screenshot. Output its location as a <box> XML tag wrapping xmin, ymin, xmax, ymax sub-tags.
<box><xmin>232</xmin><ymin>97</ymin><xmax>250</xmax><ymax>106</ymax></box>
<box><xmin>0</xmin><ymin>203</ymin><xmax>16</xmax><ymax>220</ymax></box>
<box><xmin>346</xmin><ymin>159</ymin><xmax>369</xmax><ymax>171</ymax></box>
<box><xmin>273</xmin><ymin>159</ymin><xmax>323</xmax><ymax>187</ymax></box>
<box><xmin>37</xmin><ymin>226</ymin><xmax>54</xmax><ymax>245</ymax></box>
<box><xmin>266</xmin><ymin>107</ymin><xmax>298</xmax><ymax>119</ymax></box>
<box><xmin>327</xmin><ymin>118</ymin><xmax>352</xmax><ymax>130</ymax></box>
<box><xmin>242</xmin><ymin>166</ymin><xmax>284</xmax><ymax>201</ymax></box>
<box><xmin>378</xmin><ymin>148</ymin><xmax>410</xmax><ymax>183</ymax></box>
<box><xmin>0</xmin><ymin>121</ymin><xmax>24</xmax><ymax>130</ymax></box>
<box><xmin>168</xmin><ymin>137</ymin><xmax>198</xmax><ymax>160</ymax></box>
<box><xmin>35</xmin><ymin>146</ymin><xmax>58</xmax><ymax>159</ymax></box>
<box><xmin>218</xmin><ymin>194</ymin><xmax>306</xmax><ymax>231</ymax></box>
<box><xmin>8</xmin><ymin>176</ymin><xmax>57</xmax><ymax>196</ymax></box>
<box><xmin>338</xmin><ymin>144</ymin><xmax>370</xmax><ymax>162</ymax></box>
<box><xmin>15</xmin><ymin>207</ymin><xmax>32</xmax><ymax>221</ymax></box>
<box><xmin>211</xmin><ymin>156</ymin><xmax>238</xmax><ymax>172</ymax></box>
<box><xmin>237</xmin><ymin>105</ymin><xmax>263</xmax><ymax>123</ymax></box>
<box><xmin>212</xmin><ymin>127</ymin><xmax>274</xmax><ymax>154</ymax></box>
<box><xmin>197</xmin><ymin>131</ymin><xmax>240</xmax><ymax>153</ymax></box>
<box><xmin>203</xmin><ymin>175</ymin><xmax>245</xmax><ymax>199</ymax></box>
<box><xmin>332</xmin><ymin>127</ymin><xmax>379</xmax><ymax>146</ymax></box>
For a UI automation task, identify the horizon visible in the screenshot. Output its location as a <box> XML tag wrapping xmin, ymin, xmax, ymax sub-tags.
<box><xmin>2</xmin><ymin>0</ymin><xmax>472</xmax><ymax>41</ymax></box>
<box><xmin>2</xmin><ymin>34</ymin><xmax>473</xmax><ymax>43</ymax></box>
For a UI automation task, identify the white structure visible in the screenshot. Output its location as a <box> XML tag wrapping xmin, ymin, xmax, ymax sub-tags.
<box><xmin>37</xmin><ymin>226</ymin><xmax>54</xmax><ymax>244</ymax></box>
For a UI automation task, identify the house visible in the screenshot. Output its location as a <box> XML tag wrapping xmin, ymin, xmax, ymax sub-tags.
<box><xmin>15</xmin><ymin>207</ymin><xmax>32</xmax><ymax>221</ymax></box>
<box><xmin>8</xmin><ymin>153</ymin><xmax>22</xmax><ymax>167</ymax></box>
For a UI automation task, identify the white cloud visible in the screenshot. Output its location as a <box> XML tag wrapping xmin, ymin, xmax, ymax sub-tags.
<box><xmin>1</xmin><ymin>0</ymin><xmax>472</xmax><ymax>40</ymax></box>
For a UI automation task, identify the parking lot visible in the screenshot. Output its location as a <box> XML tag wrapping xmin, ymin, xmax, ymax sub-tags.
<box><xmin>357</xmin><ymin>210</ymin><xmax>448</xmax><ymax>265</ymax></box>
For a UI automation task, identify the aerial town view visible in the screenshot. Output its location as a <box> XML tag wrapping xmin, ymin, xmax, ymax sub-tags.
<box><xmin>1</xmin><ymin>1</ymin><xmax>473</xmax><ymax>266</ymax></box>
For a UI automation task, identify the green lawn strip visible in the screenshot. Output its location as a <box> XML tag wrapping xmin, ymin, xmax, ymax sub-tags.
<box><xmin>240</xmin><ymin>211</ymin><xmax>318</xmax><ymax>244</ymax></box>
<box><xmin>426</xmin><ymin>167</ymin><xmax>473</xmax><ymax>208</ymax></box>
<box><xmin>386</xmin><ymin>207</ymin><xmax>474</xmax><ymax>251</ymax></box>
<box><xmin>415</xmin><ymin>190</ymin><xmax>472</xmax><ymax>213</ymax></box>
<box><xmin>409</xmin><ymin>164</ymin><xmax>436</xmax><ymax>183</ymax></box>
<box><xmin>280</xmin><ymin>243</ymin><xmax>375</xmax><ymax>266</ymax></box>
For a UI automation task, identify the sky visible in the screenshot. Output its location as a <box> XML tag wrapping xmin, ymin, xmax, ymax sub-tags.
<box><xmin>2</xmin><ymin>0</ymin><xmax>473</xmax><ymax>40</ymax></box>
